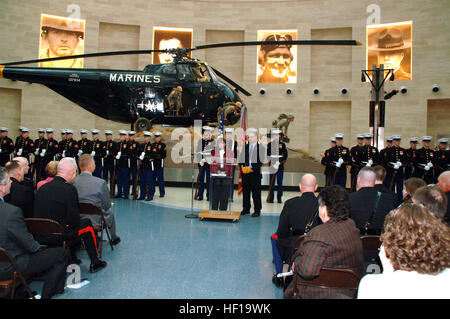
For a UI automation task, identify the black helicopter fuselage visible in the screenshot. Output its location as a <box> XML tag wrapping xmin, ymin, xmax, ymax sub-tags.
<box><xmin>0</xmin><ymin>60</ymin><xmax>243</xmax><ymax>127</ymax></box>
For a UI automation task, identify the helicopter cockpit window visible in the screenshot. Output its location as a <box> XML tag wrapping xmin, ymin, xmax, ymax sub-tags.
<box><xmin>192</xmin><ymin>63</ymin><xmax>211</xmax><ymax>83</ymax></box>
<box><xmin>161</xmin><ymin>64</ymin><xmax>177</xmax><ymax>75</ymax></box>
<box><xmin>176</xmin><ymin>64</ymin><xmax>194</xmax><ymax>81</ymax></box>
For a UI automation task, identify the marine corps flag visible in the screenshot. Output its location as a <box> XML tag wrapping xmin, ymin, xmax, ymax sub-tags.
<box><xmin>237</xmin><ymin>105</ymin><xmax>247</xmax><ymax>196</ymax></box>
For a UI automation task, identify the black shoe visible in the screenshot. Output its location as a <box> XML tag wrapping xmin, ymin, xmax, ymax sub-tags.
<box><xmin>90</xmin><ymin>260</ymin><xmax>107</xmax><ymax>273</ymax></box>
<box><xmin>197</xmin><ymin>197</ymin><xmax>203</xmax><ymax>201</ymax></box>
<box><xmin>272</xmin><ymin>274</ymin><xmax>283</xmax><ymax>288</ymax></box>
<box><xmin>241</xmin><ymin>210</ymin><xmax>249</xmax><ymax>215</ymax></box>
<box><xmin>160</xmin><ymin>194</ymin><xmax>165</xmax><ymax>198</ymax></box>
<box><xmin>267</xmin><ymin>200</ymin><xmax>273</xmax><ymax>203</ymax></box>
<box><xmin>122</xmin><ymin>195</ymin><xmax>129</xmax><ymax>199</ymax></box>
<box><xmin>145</xmin><ymin>197</ymin><xmax>153</xmax><ymax>201</ymax></box>
<box><xmin>111</xmin><ymin>237</ymin><xmax>121</xmax><ymax>246</ymax></box>
<box><xmin>137</xmin><ymin>197</ymin><xmax>145</xmax><ymax>200</ymax></box>
<box><xmin>114</xmin><ymin>195</ymin><xmax>122</xmax><ymax>199</ymax></box>
<box><xmin>251</xmin><ymin>212</ymin><xmax>261</xmax><ymax>217</ymax></box>
<box><xmin>71</xmin><ymin>258</ymin><xmax>82</xmax><ymax>265</ymax></box>
<box><xmin>277</xmin><ymin>199</ymin><xmax>282</xmax><ymax>204</ymax></box>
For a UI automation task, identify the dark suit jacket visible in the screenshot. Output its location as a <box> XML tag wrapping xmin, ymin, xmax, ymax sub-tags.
<box><xmin>238</xmin><ymin>142</ymin><xmax>265</xmax><ymax>176</ymax></box>
<box><xmin>4</xmin><ymin>177</ymin><xmax>34</xmax><ymax>219</ymax></box>
<box><xmin>275</xmin><ymin>192</ymin><xmax>320</xmax><ymax>260</ymax></box>
<box><xmin>0</xmin><ymin>201</ymin><xmax>42</xmax><ymax>276</ymax></box>
<box><xmin>374</xmin><ymin>183</ymin><xmax>398</xmax><ymax>206</ymax></box>
<box><xmin>349</xmin><ymin>187</ymin><xmax>397</xmax><ymax>234</ymax></box>
<box><xmin>34</xmin><ymin>176</ymin><xmax>81</xmax><ymax>240</ymax></box>
<box><xmin>288</xmin><ymin>218</ymin><xmax>364</xmax><ymax>299</ymax></box>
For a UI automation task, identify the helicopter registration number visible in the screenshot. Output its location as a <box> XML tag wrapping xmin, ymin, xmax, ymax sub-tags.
<box><xmin>109</xmin><ymin>73</ymin><xmax>161</xmax><ymax>84</ymax></box>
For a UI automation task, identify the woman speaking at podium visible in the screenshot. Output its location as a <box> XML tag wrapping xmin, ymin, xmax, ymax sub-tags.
<box><xmin>209</xmin><ymin>136</ymin><xmax>235</xmax><ymax>211</ymax></box>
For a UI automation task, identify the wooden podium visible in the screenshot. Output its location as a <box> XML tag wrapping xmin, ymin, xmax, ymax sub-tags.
<box><xmin>198</xmin><ymin>209</ymin><xmax>241</xmax><ymax>222</ymax></box>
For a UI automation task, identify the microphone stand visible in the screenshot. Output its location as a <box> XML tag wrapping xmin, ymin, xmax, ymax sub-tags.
<box><xmin>185</xmin><ymin>151</ymin><xmax>203</xmax><ymax>219</ymax></box>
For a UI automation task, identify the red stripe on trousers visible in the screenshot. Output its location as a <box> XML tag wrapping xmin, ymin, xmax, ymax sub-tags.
<box><xmin>78</xmin><ymin>226</ymin><xmax>98</xmax><ymax>253</ymax></box>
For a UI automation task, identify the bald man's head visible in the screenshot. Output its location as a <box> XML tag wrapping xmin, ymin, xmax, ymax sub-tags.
<box><xmin>438</xmin><ymin>171</ymin><xmax>450</xmax><ymax>193</ymax></box>
<box><xmin>357</xmin><ymin>167</ymin><xmax>376</xmax><ymax>189</ymax></box>
<box><xmin>57</xmin><ymin>158</ymin><xmax>78</xmax><ymax>183</ymax></box>
<box><xmin>299</xmin><ymin>174</ymin><xmax>318</xmax><ymax>193</ymax></box>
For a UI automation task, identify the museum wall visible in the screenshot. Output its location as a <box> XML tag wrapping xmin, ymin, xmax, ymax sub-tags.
<box><xmin>0</xmin><ymin>0</ymin><xmax>449</xmax><ymax>162</ymax></box>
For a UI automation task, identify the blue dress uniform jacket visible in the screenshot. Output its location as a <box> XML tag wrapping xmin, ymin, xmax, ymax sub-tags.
<box><xmin>0</xmin><ymin>135</ymin><xmax>15</xmax><ymax>166</ymax></box>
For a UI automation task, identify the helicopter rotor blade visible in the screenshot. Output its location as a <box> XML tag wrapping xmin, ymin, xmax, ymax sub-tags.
<box><xmin>210</xmin><ymin>66</ymin><xmax>252</xmax><ymax>97</ymax></box>
<box><xmin>191</xmin><ymin>39</ymin><xmax>361</xmax><ymax>51</ymax></box>
<box><xmin>1</xmin><ymin>49</ymin><xmax>165</xmax><ymax>66</ymax></box>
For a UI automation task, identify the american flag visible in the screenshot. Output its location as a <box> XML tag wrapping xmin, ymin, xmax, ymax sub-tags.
<box><xmin>237</xmin><ymin>105</ymin><xmax>247</xmax><ymax>196</ymax></box>
<box><xmin>218</xmin><ymin>106</ymin><xmax>225</xmax><ymax>137</ymax></box>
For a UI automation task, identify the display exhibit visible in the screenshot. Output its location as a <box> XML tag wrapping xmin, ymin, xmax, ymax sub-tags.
<box><xmin>39</xmin><ymin>14</ymin><xmax>86</xmax><ymax>68</ymax></box>
<box><xmin>366</xmin><ymin>21</ymin><xmax>412</xmax><ymax>81</ymax></box>
<box><xmin>152</xmin><ymin>27</ymin><xmax>193</xmax><ymax>64</ymax></box>
<box><xmin>257</xmin><ymin>30</ymin><xmax>298</xmax><ymax>83</ymax></box>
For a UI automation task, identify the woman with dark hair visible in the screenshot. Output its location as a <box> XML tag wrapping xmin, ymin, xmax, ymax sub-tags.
<box><xmin>285</xmin><ymin>185</ymin><xmax>364</xmax><ymax>299</ymax></box>
<box><xmin>358</xmin><ymin>203</ymin><xmax>450</xmax><ymax>299</ymax></box>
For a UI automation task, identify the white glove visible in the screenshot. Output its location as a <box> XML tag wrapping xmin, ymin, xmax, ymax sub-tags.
<box><xmin>274</xmin><ymin>161</ymin><xmax>280</xmax><ymax>170</ymax></box>
<box><xmin>91</xmin><ymin>151</ymin><xmax>96</xmax><ymax>156</ymax></box>
<box><xmin>17</xmin><ymin>148</ymin><xmax>23</xmax><ymax>156</ymax></box>
<box><xmin>115</xmin><ymin>152</ymin><xmax>121</xmax><ymax>160</ymax></box>
<box><xmin>139</xmin><ymin>152</ymin><xmax>145</xmax><ymax>161</ymax></box>
<box><xmin>0</xmin><ymin>148</ymin><xmax>2</xmax><ymax>153</ymax></box>
<box><xmin>424</xmin><ymin>165</ymin><xmax>430</xmax><ymax>171</ymax></box>
<box><xmin>368</xmin><ymin>159</ymin><xmax>373</xmax><ymax>166</ymax></box>
<box><xmin>200</xmin><ymin>158</ymin><xmax>206</xmax><ymax>167</ymax></box>
<box><xmin>77</xmin><ymin>150</ymin><xmax>83</xmax><ymax>157</ymax></box>
<box><xmin>427</xmin><ymin>162</ymin><xmax>433</xmax><ymax>168</ymax></box>
<box><xmin>338</xmin><ymin>158</ymin><xmax>344</xmax><ymax>164</ymax></box>
<box><xmin>394</xmin><ymin>164</ymin><xmax>400</xmax><ymax>170</ymax></box>
<box><xmin>336</xmin><ymin>162</ymin><xmax>342</xmax><ymax>168</ymax></box>
<box><xmin>40</xmin><ymin>150</ymin><xmax>46</xmax><ymax>157</ymax></box>
<box><xmin>34</xmin><ymin>148</ymin><xmax>40</xmax><ymax>156</ymax></box>
<box><xmin>396</xmin><ymin>161</ymin><xmax>402</xmax><ymax>167</ymax></box>
<box><xmin>106</xmin><ymin>150</ymin><xmax>110</xmax><ymax>156</ymax></box>
<box><xmin>62</xmin><ymin>150</ymin><xmax>66</xmax><ymax>158</ymax></box>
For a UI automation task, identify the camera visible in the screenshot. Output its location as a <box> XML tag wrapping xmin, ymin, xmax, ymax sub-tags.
<box><xmin>400</xmin><ymin>86</ymin><xmax>408</xmax><ymax>94</ymax></box>
<box><xmin>341</xmin><ymin>88</ymin><xmax>348</xmax><ymax>94</ymax></box>
<box><xmin>286</xmin><ymin>88</ymin><xmax>293</xmax><ymax>95</ymax></box>
<box><xmin>259</xmin><ymin>88</ymin><xmax>266</xmax><ymax>95</ymax></box>
<box><xmin>313</xmin><ymin>88</ymin><xmax>320</xmax><ymax>95</ymax></box>
<box><xmin>432</xmin><ymin>84</ymin><xmax>440</xmax><ymax>93</ymax></box>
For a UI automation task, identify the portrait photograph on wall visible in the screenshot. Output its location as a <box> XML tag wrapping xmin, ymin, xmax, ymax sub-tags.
<box><xmin>256</xmin><ymin>30</ymin><xmax>298</xmax><ymax>83</ymax></box>
<box><xmin>366</xmin><ymin>21</ymin><xmax>412</xmax><ymax>81</ymax></box>
<box><xmin>152</xmin><ymin>27</ymin><xmax>193</xmax><ymax>64</ymax></box>
<box><xmin>39</xmin><ymin>14</ymin><xmax>85</xmax><ymax>68</ymax></box>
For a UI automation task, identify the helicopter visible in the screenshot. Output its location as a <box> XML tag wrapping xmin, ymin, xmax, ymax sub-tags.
<box><xmin>0</xmin><ymin>39</ymin><xmax>361</xmax><ymax>131</ymax></box>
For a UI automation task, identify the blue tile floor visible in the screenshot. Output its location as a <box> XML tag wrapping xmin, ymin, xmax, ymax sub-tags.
<box><xmin>30</xmin><ymin>197</ymin><xmax>285</xmax><ymax>299</ymax></box>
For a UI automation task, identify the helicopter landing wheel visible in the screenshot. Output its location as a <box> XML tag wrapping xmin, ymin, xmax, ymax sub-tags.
<box><xmin>134</xmin><ymin>117</ymin><xmax>151</xmax><ymax>132</ymax></box>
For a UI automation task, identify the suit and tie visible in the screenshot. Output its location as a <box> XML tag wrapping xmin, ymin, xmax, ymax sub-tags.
<box><xmin>0</xmin><ymin>200</ymin><xmax>68</xmax><ymax>299</ymax></box>
<box><xmin>73</xmin><ymin>172</ymin><xmax>118</xmax><ymax>240</ymax></box>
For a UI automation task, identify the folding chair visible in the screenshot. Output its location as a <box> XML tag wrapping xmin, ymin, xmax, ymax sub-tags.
<box><xmin>78</xmin><ymin>203</ymin><xmax>113</xmax><ymax>259</ymax></box>
<box><xmin>360</xmin><ymin>235</ymin><xmax>381</xmax><ymax>252</ymax></box>
<box><xmin>0</xmin><ymin>247</ymin><xmax>35</xmax><ymax>299</ymax></box>
<box><xmin>292</xmin><ymin>268</ymin><xmax>361</xmax><ymax>299</ymax></box>
<box><xmin>361</xmin><ymin>235</ymin><xmax>382</xmax><ymax>274</ymax></box>
<box><xmin>24</xmin><ymin>218</ymin><xmax>66</xmax><ymax>249</ymax></box>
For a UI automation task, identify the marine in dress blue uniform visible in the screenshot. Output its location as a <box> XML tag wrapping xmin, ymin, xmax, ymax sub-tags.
<box><xmin>114</xmin><ymin>130</ymin><xmax>130</xmax><ymax>198</ymax></box>
<box><xmin>138</xmin><ymin>131</ymin><xmax>155</xmax><ymax>201</ymax></box>
<box><xmin>150</xmin><ymin>131</ymin><xmax>167</xmax><ymax>198</ymax></box>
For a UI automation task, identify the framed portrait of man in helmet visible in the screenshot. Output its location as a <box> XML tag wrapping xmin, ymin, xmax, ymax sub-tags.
<box><xmin>257</xmin><ymin>30</ymin><xmax>298</xmax><ymax>83</ymax></box>
<box><xmin>367</xmin><ymin>21</ymin><xmax>412</xmax><ymax>81</ymax></box>
<box><xmin>152</xmin><ymin>27</ymin><xmax>193</xmax><ymax>64</ymax></box>
<box><xmin>39</xmin><ymin>14</ymin><xmax>85</xmax><ymax>68</ymax></box>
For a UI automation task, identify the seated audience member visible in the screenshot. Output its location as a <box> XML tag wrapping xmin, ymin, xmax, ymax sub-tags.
<box><xmin>358</xmin><ymin>204</ymin><xmax>450</xmax><ymax>299</ymax></box>
<box><xmin>349</xmin><ymin>167</ymin><xmax>397</xmax><ymax>235</ymax></box>
<box><xmin>285</xmin><ymin>185</ymin><xmax>365</xmax><ymax>299</ymax></box>
<box><xmin>73</xmin><ymin>154</ymin><xmax>120</xmax><ymax>245</ymax></box>
<box><xmin>37</xmin><ymin>161</ymin><xmax>59</xmax><ymax>190</ymax></box>
<box><xmin>4</xmin><ymin>161</ymin><xmax>34</xmax><ymax>218</ymax></box>
<box><xmin>373</xmin><ymin>165</ymin><xmax>397</xmax><ymax>203</ymax></box>
<box><xmin>34</xmin><ymin>157</ymin><xmax>107</xmax><ymax>273</ymax></box>
<box><xmin>437</xmin><ymin>171</ymin><xmax>450</xmax><ymax>224</ymax></box>
<box><xmin>412</xmin><ymin>185</ymin><xmax>448</xmax><ymax>221</ymax></box>
<box><xmin>402</xmin><ymin>177</ymin><xmax>426</xmax><ymax>205</ymax></box>
<box><xmin>271</xmin><ymin>174</ymin><xmax>320</xmax><ymax>286</ymax></box>
<box><xmin>12</xmin><ymin>157</ymin><xmax>34</xmax><ymax>189</ymax></box>
<box><xmin>0</xmin><ymin>166</ymin><xmax>68</xmax><ymax>299</ymax></box>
